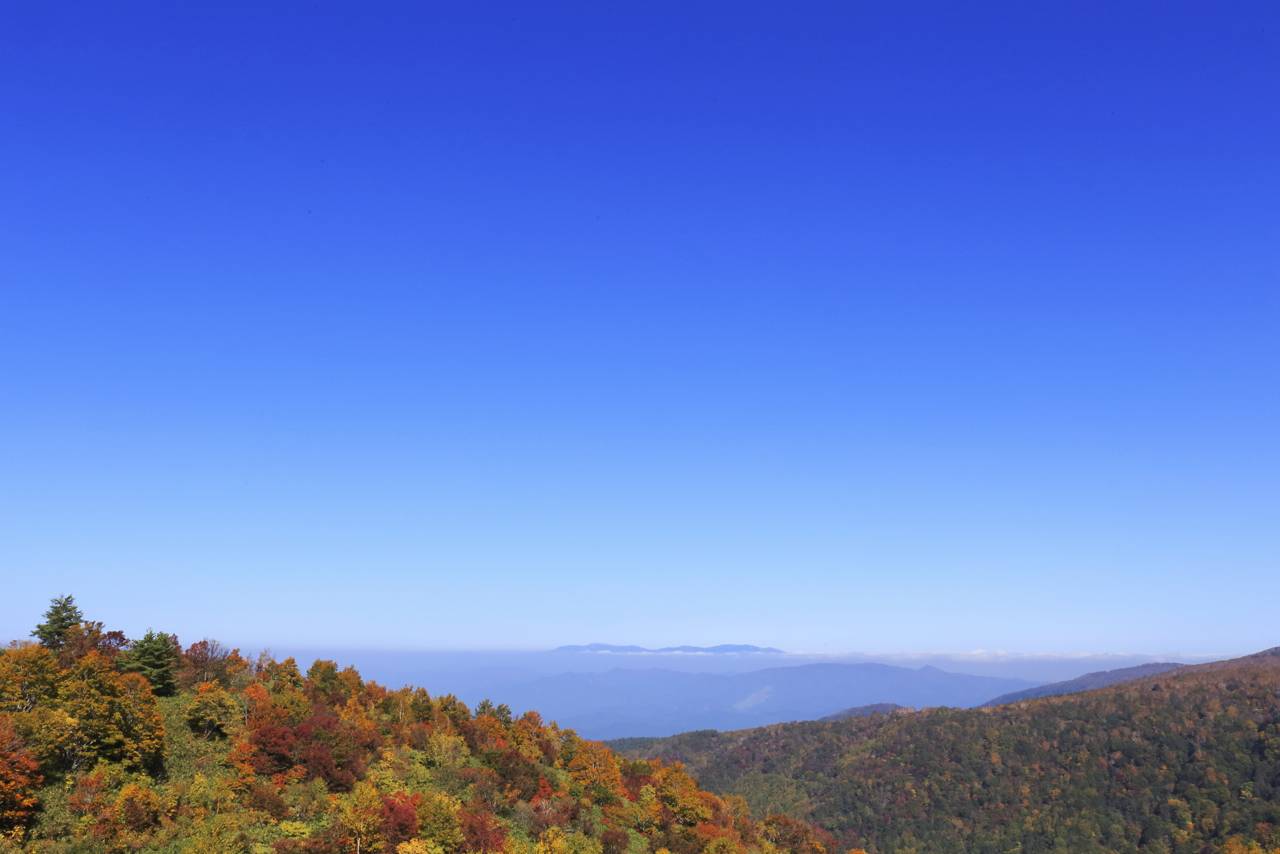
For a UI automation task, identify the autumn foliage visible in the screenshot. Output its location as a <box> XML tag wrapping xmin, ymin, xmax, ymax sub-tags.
<box><xmin>0</xmin><ymin>596</ymin><xmax>827</xmax><ymax>852</ymax></box>
<box><xmin>0</xmin><ymin>715</ymin><xmax>41</xmax><ymax>839</ymax></box>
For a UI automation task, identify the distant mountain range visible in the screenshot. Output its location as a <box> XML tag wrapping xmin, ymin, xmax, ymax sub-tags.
<box><xmin>264</xmin><ymin>646</ymin><xmax>1197</xmax><ymax>742</ymax></box>
<box><xmin>981</xmin><ymin>660</ymin><xmax>1184</xmax><ymax>705</ymax></box>
<box><xmin>508</xmin><ymin>661</ymin><xmax>1035</xmax><ymax>738</ymax></box>
<box><xmin>553</xmin><ymin>643</ymin><xmax>786</xmax><ymax>655</ymax></box>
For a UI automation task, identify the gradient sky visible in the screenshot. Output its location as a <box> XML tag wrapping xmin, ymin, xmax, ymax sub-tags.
<box><xmin>3</xmin><ymin>3</ymin><xmax>1277</xmax><ymax>655</ymax></box>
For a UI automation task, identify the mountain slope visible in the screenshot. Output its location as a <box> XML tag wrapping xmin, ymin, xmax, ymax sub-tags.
<box><xmin>0</xmin><ymin>599</ymin><xmax>835</xmax><ymax>853</ymax></box>
<box><xmin>620</xmin><ymin>648</ymin><xmax>1280</xmax><ymax>853</ymax></box>
<box><xmin>507</xmin><ymin>662</ymin><xmax>1035</xmax><ymax>739</ymax></box>
<box><xmin>981</xmin><ymin>660</ymin><xmax>1184</xmax><ymax>706</ymax></box>
<box><xmin>817</xmin><ymin>703</ymin><xmax>906</xmax><ymax>721</ymax></box>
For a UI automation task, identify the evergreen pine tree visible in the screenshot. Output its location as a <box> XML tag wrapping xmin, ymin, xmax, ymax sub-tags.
<box><xmin>31</xmin><ymin>594</ymin><xmax>84</xmax><ymax>651</ymax></box>
<box><xmin>121</xmin><ymin>630</ymin><xmax>180</xmax><ymax>696</ymax></box>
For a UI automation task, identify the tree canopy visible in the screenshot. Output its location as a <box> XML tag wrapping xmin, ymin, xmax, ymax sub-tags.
<box><xmin>0</xmin><ymin>596</ymin><xmax>831</xmax><ymax>853</ymax></box>
<box><xmin>29</xmin><ymin>597</ymin><xmax>82</xmax><ymax>653</ymax></box>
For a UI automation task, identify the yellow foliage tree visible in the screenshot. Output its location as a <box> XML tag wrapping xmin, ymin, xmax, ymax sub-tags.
<box><xmin>399</xmin><ymin>840</ymin><xmax>446</xmax><ymax>854</ymax></box>
<box><xmin>337</xmin><ymin>780</ymin><xmax>386</xmax><ymax>853</ymax></box>
<box><xmin>565</xmin><ymin>739</ymin><xmax>624</xmax><ymax>805</ymax></box>
<box><xmin>416</xmin><ymin>789</ymin><xmax>465</xmax><ymax>853</ymax></box>
<box><xmin>57</xmin><ymin>653</ymin><xmax>164</xmax><ymax>772</ymax></box>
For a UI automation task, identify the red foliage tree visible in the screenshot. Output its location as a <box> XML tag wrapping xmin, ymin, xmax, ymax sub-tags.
<box><xmin>380</xmin><ymin>791</ymin><xmax>422</xmax><ymax>846</ymax></box>
<box><xmin>459</xmin><ymin>805</ymin><xmax>507</xmax><ymax>852</ymax></box>
<box><xmin>294</xmin><ymin>711</ymin><xmax>370</xmax><ymax>791</ymax></box>
<box><xmin>0</xmin><ymin>716</ymin><xmax>42</xmax><ymax>837</ymax></box>
<box><xmin>249</xmin><ymin>724</ymin><xmax>297</xmax><ymax>775</ymax></box>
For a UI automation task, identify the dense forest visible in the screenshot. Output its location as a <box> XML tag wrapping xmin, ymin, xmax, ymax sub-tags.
<box><xmin>618</xmin><ymin>649</ymin><xmax>1280</xmax><ymax>853</ymax></box>
<box><xmin>0</xmin><ymin>597</ymin><xmax>832</xmax><ymax>854</ymax></box>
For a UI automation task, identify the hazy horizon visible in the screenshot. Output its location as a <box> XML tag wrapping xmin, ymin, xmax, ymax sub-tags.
<box><xmin>156</xmin><ymin>640</ymin><xmax>1242</xmax><ymax>662</ymax></box>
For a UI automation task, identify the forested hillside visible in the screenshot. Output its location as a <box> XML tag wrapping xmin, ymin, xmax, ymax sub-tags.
<box><xmin>621</xmin><ymin>649</ymin><xmax>1280</xmax><ymax>853</ymax></box>
<box><xmin>816</xmin><ymin>705</ymin><xmax>906</xmax><ymax>723</ymax></box>
<box><xmin>0</xmin><ymin>597</ymin><xmax>830</xmax><ymax>854</ymax></box>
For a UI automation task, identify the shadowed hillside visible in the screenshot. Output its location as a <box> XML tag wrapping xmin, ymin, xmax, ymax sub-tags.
<box><xmin>817</xmin><ymin>704</ymin><xmax>906</xmax><ymax>722</ymax></box>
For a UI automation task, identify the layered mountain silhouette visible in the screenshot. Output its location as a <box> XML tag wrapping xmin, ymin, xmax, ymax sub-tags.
<box><xmin>505</xmin><ymin>662</ymin><xmax>1034</xmax><ymax>738</ymax></box>
<box><xmin>553</xmin><ymin>643</ymin><xmax>786</xmax><ymax>655</ymax></box>
<box><xmin>981</xmin><ymin>660</ymin><xmax>1184</xmax><ymax>705</ymax></box>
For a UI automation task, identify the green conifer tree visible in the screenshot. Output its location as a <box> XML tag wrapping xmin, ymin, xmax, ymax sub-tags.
<box><xmin>31</xmin><ymin>594</ymin><xmax>84</xmax><ymax>651</ymax></box>
<box><xmin>121</xmin><ymin>630</ymin><xmax>180</xmax><ymax>696</ymax></box>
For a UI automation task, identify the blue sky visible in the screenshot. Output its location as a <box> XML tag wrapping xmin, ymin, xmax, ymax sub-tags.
<box><xmin>2</xmin><ymin>2</ymin><xmax>1277</xmax><ymax>654</ymax></box>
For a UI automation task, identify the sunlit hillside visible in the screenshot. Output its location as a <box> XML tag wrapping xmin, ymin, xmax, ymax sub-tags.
<box><xmin>1</xmin><ymin>597</ymin><xmax>830</xmax><ymax>854</ymax></box>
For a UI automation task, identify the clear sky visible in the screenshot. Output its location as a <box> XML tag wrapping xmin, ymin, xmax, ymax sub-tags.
<box><xmin>3</xmin><ymin>3</ymin><xmax>1277</xmax><ymax>655</ymax></box>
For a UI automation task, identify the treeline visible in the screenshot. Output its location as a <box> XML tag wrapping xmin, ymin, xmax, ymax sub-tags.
<box><xmin>0</xmin><ymin>596</ymin><xmax>833</xmax><ymax>853</ymax></box>
<box><xmin>619</xmin><ymin>649</ymin><xmax>1280</xmax><ymax>853</ymax></box>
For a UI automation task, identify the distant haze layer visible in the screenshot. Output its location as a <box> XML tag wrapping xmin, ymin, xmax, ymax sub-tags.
<box><xmin>255</xmin><ymin>646</ymin><xmax>1206</xmax><ymax>738</ymax></box>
